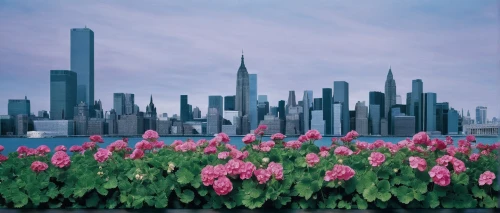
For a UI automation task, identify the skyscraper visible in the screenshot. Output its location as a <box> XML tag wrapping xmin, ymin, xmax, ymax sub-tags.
<box><xmin>278</xmin><ymin>100</ymin><xmax>286</xmax><ymax>120</ymax></box>
<box><xmin>406</xmin><ymin>92</ymin><xmax>411</xmax><ymax>116</ymax></box>
<box><xmin>334</xmin><ymin>81</ymin><xmax>349</xmax><ymax>135</ymax></box>
<box><xmin>369</xmin><ymin>105</ymin><xmax>381</xmax><ymax>135</ymax></box>
<box><xmin>113</xmin><ymin>93</ymin><xmax>125</xmax><ymax>116</ymax></box>
<box><xmin>71</xmin><ymin>27</ymin><xmax>94</xmax><ymax>115</ymax></box>
<box><xmin>180</xmin><ymin>95</ymin><xmax>189</xmax><ymax>122</ymax></box>
<box><xmin>224</xmin><ymin>96</ymin><xmax>235</xmax><ymax>111</ymax></box>
<box><xmin>306</xmin><ymin>91</ymin><xmax>313</xmax><ymax>108</ymax></box>
<box><xmin>313</xmin><ymin>98</ymin><xmax>322</xmax><ymax>110</ymax></box>
<box><xmin>396</xmin><ymin>95</ymin><xmax>402</xmax><ymax>105</ymax></box>
<box><xmin>355</xmin><ymin>101</ymin><xmax>368</xmax><ymax>136</ymax></box>
<box><xmin>193</xmin><ymin>107</ymin><xmax>201</xmax><ymax>119</ymax></box>
<box><xmin>421</xmin><ymin>93</ymin><xmax>437</xmax><ymax>132</ymax></box>
<box><xmin>286</xmin><ymin>91</ymin><xmax>297</xmax><ymax>114</ymax></box>
<box><xmin>208</xmin><ymin>96</ymin><xmax>224</xmax><ymax>120</ymax></box>
<box><xmin>448</xmin><ymin>108</ymin><xmax>459</xmax><ymax>134</ymax></box>
<box><xmin>258</xmin><ymin>95</ymin><xmax>268</xmax><ymax>103</ymax></box>
<box><xmin>8</xmin><ymin>96</ymin><xmax>30</xmax><ymax>117</ymax></box>
<box><xmin>384</xmin><ymin>67</ymin><xmax>397</xmax><ymax>119</ymax></box>
<box><xmin>124</xmin><ymin>94</ymin><xmax>135</xmax><ymax>115</ymax></box>
<box><xmin>249</xmin><ymin>74</ymin><xmax>258</xmax><ymax>130</ymax></box>
<box><xmin>411</xmin><ymin>79</ymin><xmax>423</xmax><ymax>132</ymax></box>
<box><xmin>436</xmin><ymin>103</ymin><xmax>449</xmax><ymax>135</ymax></box>
<box><xmin>476</xmin><ymin>106</ymin><xmax>487</xmax><ymax>124</ymax></box>
<box><xmin>235</xmin><ymin>53</ymin><xmax>250</xmax><ymax>134</ymax></box>
<box><xmin>333</xmin><ymin>102</ymin><xmax>342</xmax><ymax>135</ymax></box>
<box><xmin>207</xmin><ymin>108</ymin><xmax>221</xmax><ymax>135</ymax></box>
<box><xmin>322</xmin><ymin>88</ymin><xmax>333</xmax><ymax>135</ymax></box>
<box><xmin>50</xmin><ymin>70</ymin><xmax>77</xmax><ymax>120</ymax></box>
<box><xmin>302</xmin><ymin>91</ymin><xmax>312</xmax><ymax>133</ymax></box>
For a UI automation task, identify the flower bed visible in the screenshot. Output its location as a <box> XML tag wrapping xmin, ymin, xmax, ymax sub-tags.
<box><xmin>0</xmin><ymin>128</ymin><xmax>498</xmax><ymax>209</ymax></box>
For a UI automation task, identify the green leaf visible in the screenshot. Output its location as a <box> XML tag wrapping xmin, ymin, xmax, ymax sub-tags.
<box><xmin>294</xmin><ymin>177</ymin><xmax>320</xmax><ymax>200</ymax></box>
<box><xmin>279</xmin><ymin>196</ymin><xmax>292</xmax><ymax>206</ymax></box>
<box><xmin>394</xmin><ymin>186</ymin><xmax>414</xmax><ymax>204</ymax></box>
<box><xmin>441</xmin><ymin>196</ymin><xmax>455</xmax><ymax>208</ymax></box>
<box><xmin>198</xmin><ymin>187</ymin><xmax>208</xmax><ymax>196</ymax></box>
<box><xmin>472</xmin><ymin>185</ymin><xmax>487</xmax><ymax>199</ymax></box>
<box><xmin>338</xmin><ymin>200</ymin><xmax>351</xmax><ymax>209</ymax></box>
<box><xmin>355</xmin><ymin>195</ymin><xmax>368</xmax><ymax>209</ymax></box>
<box><xmin>362</xmin><ymin>185</ymin><xmax>378</xmax><ymax>202</ymax></box>
<box><xmin>46</xmin><ymin>183</ymin><xmax>59</xmax><ymax>199</ymax></box>
<box><xmin>424</xmin><ymin>191</ymin><xmax>440</xmax><ymax>208</ymax></box>
<box><xmin>179</xmin><ymin>189</ymin><xmax>195</xmax><ymax>204</ymax></box>
<box><xmin>176</xmin><ymin>168</ymin><xmax>194</xmax><ymax>185</ymax></box>
<box><xmin>103</xmin><ymin>177</ymin><xmax>118</xmax><ymax>189</ymax></box>
<box><xmin>356</xmin><ymin>170</ymin><xmax>377</xmax><ymax>194</ymax></box>
<box><xmin>86</xmin><ymin>192</ymin><xmax>100</xmax><ymax>208</ymax></box>
<box><xmin>96</xmin><ymin>186</ymin><xmax>108</xmax><ymax>196</ymax></box>
<box><xmin>483</xmin><ymin>196</ymin><xmax>497</xmax><ymax>208</ymax></box>
<box><xmin>155</xmin><ymin>193</ymin><xmax>168</xmax><ymax>208</ymax></box>
<box><xmin>344</xmin><ymin>178</ymin><xmax>356</xmax><ymax>194</ymax></box>
<box><xmin>224</xmin><ymin>200</ymin><xmax>236</xmax><ymax>209</ymax></box>
<box><xmin>452</xmin><ymin>173</ymin><xmax>469</xmax><ymax>185</ymax></box>
<box><xmin>106</xmin><ymin>199</ymin><xmax>118</xmax><ymax>209</ymax></box>
<box><xmin>325</xmin><ymin>194</ymin><xmax>341</xmax><ymax>209</ymax></box>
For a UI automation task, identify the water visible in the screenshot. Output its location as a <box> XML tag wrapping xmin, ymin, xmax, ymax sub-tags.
<box><xmin>0</xmin><ymin>135</ymin><xmax>498</xmax><ymax>154</ymax></box>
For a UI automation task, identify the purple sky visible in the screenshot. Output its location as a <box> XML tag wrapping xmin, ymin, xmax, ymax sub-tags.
<box><xmin>0</xmin><ymin>0</ymin><xmax>499</xmax><ymax>120</ymax></box>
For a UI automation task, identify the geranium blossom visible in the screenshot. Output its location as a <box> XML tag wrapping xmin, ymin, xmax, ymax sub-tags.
<box><xmin>204</xmin><ymin>146</ymin><xmax>217</xmax><ymax>154</ymax></box>
<box><xmin>171</xmin><ymin>140</ymin><xmax>183</xmax><ymax>148</ymax></box>
<box><xmin>135</xmin><ymin>140</ymin><xmax>153</xmax><ymax>150</ymax></box>
<box><xmin>298</xmin><ymin>135</ymin><xmax>309</xmax><ymax>143</ymax></box>
<box><xmin>267</xmin><ymin>162</ymin><xmax>284</xmax><ymax>180</ymax></box>
<box><xmin>51</xmin><ymin>151</ymin><xmax>71</xmax><ymax>168</ymax></box>
<box><xmin>469</xmin><ymin>153</ymin><xmax>480</xmax><ymax>162</ymax></box>
<box><xmin>201</xmin><ymin>165</ymin><xmax>216</xmax><ymax>186</ymax></box>
<box><xmin>368</xmin><ymin>152</ymin><xmax>385</xmax><ymax>167</ymax></box>
<box><xmin>254</xmin><ymin>125</ymin><xmax>267</xmax><ymax>136</ymax></box>
<box><xmin>218</xmin><ymin>152</ymin><xmax>230</xmax><ymax>159</ymax></box>
<box><xmin>305</xmin><ymin>153</ymin><xmax>320</xmax><ymax>167</ymax></box>
<box><xmin>452</xmin><ymin>158</ymin><xmax>466</xmax><ymax>174</ymax></box>
<box><xmin>436</xmin><ymin>155</ymin><xmax>454</xmax><ymax>166</ymax></box>
<box><xmin>428</xmin><ymin>166</ymin><xmax>451</xmax><ymax>186</ymax></box>
<box><xmin>413</xmin><ymin>132</ymin><xmax>430</xmax><ymax>145</ymax></box>
<box><xmin>129</xmin><ymin>149</ymin><xmax>144</xmax><ymax>160</ymax></box>
<box><xmin>36</xmin><ymin>145</ymin><xmax>51</xmax><ymax>155</ymax></box>
<box><xmin>305</xmin><ymin>130</ymin><xmax>322</xmax><ymax>141</ymax></box>
<box><xmin>89</xmin><ymin>135</ymin><xmax>104</xmax><ymax>143</ymax></box>
<box><xmin>319</xmin><ymin>151</ymin><xmax>330</xmax><ymax>157</ymax></box>
<box><xmin>107</xmin><ymin>140</ymin><xmax>128</xmax><ymax>152</ymax></box>
<box><xmin>334</xmin><ymin>146</ymin><xmax>353</xmax><ymax>156</ymax></box>
<box><xmin>409</xmin><ymin>156</ymin><xmax>427</xmax><ymax>172</ymax></box>
<box><xmin>466</xmin><ymin>135</ymin><xmax>476</xmax><ymax>142</ymax></box>
<box><xmin>479</xmin><ymin>171</ymin><xmax>496</xmax><ymax>186</ymax></box>
<box><xmin>356</xmin><ymin>142</ymin><xmax>369</xmax><ymax>150</ymax></box>
<box><xmin>284</xmin><ymin>141</ymin><xmax>302</xmax><ymax>149</ymax></box>
<box><xmin>0</xmin><ymin>154</ymin><xmax>8</xmax><ymax>163</ymax></box>
<box><xmin>0</xmin><ymin>145</ymin><xmax>4</xmax><ymax>152</ymax></box>
<box><xmin>324</xmin><ymin>164</ymin><xmax>355</xmax><ymax>181</ymax></box>
<box><xmin>270</xmin><ymin>133</ymin><xmax>286</xmax><ymax>141</ymax></box>
<box><xmin>225</xmin><ymin>159</ymin><xmax>244</xmax><ymax>176</ymax></box>
<box><xmin>94</xmin><ymin>148</ymin><xmax>112</xmax><ymax>163</ymax></box>
<box><xmin>217</xmin><ymin>133</ymin><xmax>231</xmax><ymax>143</ymax></box>
<box><xmin>31</xmin><ymin>161</ymin><xmax>48</xmax><ymax>173</ymax></box>
<box><xmin>242</xmin><ymin>134</ymin><xmax>256</xmax><ymax>144</ymax></box>
<box><xmin>142</xmin><ymin>130</ymin><xmax>159</xmax><ymax>141</ymax></box>
<box><xmin>254</xmin><ymin>169</ymin><xmax>272</xmax><ymax>184</ymax></box>
<box><xmin>55</xmin><ymin>145</ymin><xmax>66</xmax><ymax>152</ymax></box>
<box><xmin>82</xmin><ymin>142</ymin><xmax>96</xmax><ymax>150</ymax></box>
<box><xmin>69</xmin><ymin>145</ymin><xmax>84</xmax><ymax>152</ymax></box>
<box><xmin>239</xmin><ymin>162</ymin><xmax>256</xmax><ymax>180</ymax></box>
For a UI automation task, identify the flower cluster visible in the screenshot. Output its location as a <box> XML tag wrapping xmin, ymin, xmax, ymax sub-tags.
<box><xmin>324</xmin><ymin>164</ymin><xmax>356</xmax><ymax>181</ymax></box>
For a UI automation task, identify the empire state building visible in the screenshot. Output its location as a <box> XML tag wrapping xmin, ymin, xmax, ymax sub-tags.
<box><xmin>235</xmin><ymin>52</ymin><xmax>250</xmax><ymax>134</ymax></box>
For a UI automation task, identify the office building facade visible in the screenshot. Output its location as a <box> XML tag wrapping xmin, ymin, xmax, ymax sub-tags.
<box><xmin>71</xmin><ymin>27</ymin><xmax>94</xmax><ymax>114</ymax></box>
<box><xmin>50</xmin><ymin>70</ymin><xmax>77</xmax><ymax>120</ymax></box>
<box><xmin>334</xmin><ymin>81</ymin><xmax>349</xmax><ymax>135</ymax></box>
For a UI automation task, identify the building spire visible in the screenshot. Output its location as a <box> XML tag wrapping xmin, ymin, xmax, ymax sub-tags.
<box><xmin>239</xmin><ymin>50</ymin><xmax>246</xmax><ymax>69</ymax></box>
<box><xmin>150</xmin><ymin>94</ymin><xmax>153</xmax><ymax>104</ymax></box>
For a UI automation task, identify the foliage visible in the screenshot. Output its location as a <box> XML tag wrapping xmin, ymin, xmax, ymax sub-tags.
<box><xmin>0</xmin><ymin>131</ymin><xmax>499</xmax><ymax>209</ymax></box>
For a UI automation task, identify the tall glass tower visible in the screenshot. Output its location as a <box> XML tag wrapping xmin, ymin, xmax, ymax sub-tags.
<box><xmin>71</xmin><ymin>27</ymin><xmax>94</xmax><ymax>115</ymax></box>
<box><xmin>334</xmin><ymin>81</ymin><xmax>349</xmax><ymax>135</ymax></box>
<box><xmin>411</xmin><ymin>79</ymin><xmax>423</xmax><ymax>132</ymax></box>
<box><xmin>235</xmin><ymin>53</ymin><xmax>250</xmax><ymax>134</ymax></box>
<box><xmin>209</xmin><ymin>95</ymin><xmax>224</xmax><ymax>120</ymax></box>
<box><xmin>50</xmin><ymin>70</ymin><xmax>77</xmax><ymax>120</ymax></box>
<box><xmin>249</xmin><ymin>74</ymin><xmax>258</xmax><ymax>130</ymax></box>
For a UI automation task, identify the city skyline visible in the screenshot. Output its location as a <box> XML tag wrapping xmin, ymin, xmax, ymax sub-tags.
<box><xmin>0</xmin><ymin>1</ymin><xmax>498</xmax><ymax>119</ymax></box>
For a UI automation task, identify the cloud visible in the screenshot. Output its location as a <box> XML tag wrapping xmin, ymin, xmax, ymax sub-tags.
<box><xmin>0</xmin><ymin>0</ymin><xmax>498</xmax><ymax>119</ymax></box>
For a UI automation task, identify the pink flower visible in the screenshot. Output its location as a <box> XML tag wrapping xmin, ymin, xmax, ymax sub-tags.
<box><xmin>298</xmin><ymin>135</ymin><xmax>309</xmax><ymax>143</ymax></box>
<box><xmin>432</xmin><ymin>139</ymin><xmax>447</xmax><ymax>150</ymax></box>
<box><xmin>466</xmin><ymin>135</ymin><xmax>476</xmax><ymax>142</ymax></box>
<box><xmin>261</xmin><ymin>141</ymin><xmax>276</xmax><ymax>148</ymax></box>
<box><xmin>452</xmin><ymin>158</ymin><xmax>466</xmax><ymax>174</ymax></box>
<box><xmin>305</xmin><ymin>153</ymin><xmax>320</xmax><ymax>167</ymax></box>
<box><xmin>69</xmin><ymin>145</ymin><xmax>84</xmax><ymax>152</ymax></box>
<box><xmin>446</xmin><ymin>146</ymin><xmax>456</xmax><ymax>156</ymax></box>
<box><xmin>436</xmin><ymin>155</ymin><xmax>454</xmax><ymax>166</ymax></box>
<box><xmin>409</xmin><ymin>156</ymin><xmax>427</xmax><ymax>172</ymax></box>
<box><xmin>225</xmin><ymin>159</ymin><xmax>244</xmax><ymax>176</ymax></box>
<box><xmin>213</xmin><ymin>176</ymin><xmax>233</xmax><ymax>196</ymax></box>
<box><xmin>239</xmin><ymin>162</ymin><xmax>256</xmax><ymax>180</ymax></box>
<box><xmin>458</xmin><ymin>139</ymin><xmax>471</xmax><ymax>148</ymax></box>
<box><xmin>0</xmin><ymin>154</ymin><xmax>8</xmax><ymax>163</ymax></box>
<box><xmin>17</xmin><ymin>145</ymin><xmax>29</xmax><ymax>154</ymax></box>
<box><xmin>481</xmin><ymin>150</ymin><xmax>490</xmax><ymax>156</ymax></box>
<box><xmin>479</xmin><ymin>171</ymin><xmax>496</xmax><ymax>186</ymax></box>
<box><xmin>218</xmin><ymin>152</ymin><xmax>230</xmax><ymax>159</ymax></box>
<box><xmin>242</xmin><ymin>134</ymin><xmax>256</xmax><ymax>144</ymax></box>
<box><xmin>270</xmin><ymin>133</ymin><xmax>286</xmax><ymax>141</ymax></box>
<box><xmin>152</xmin><ymin>141</ymin><xmax>165</xmax><ymax>149</ymax></box>
<box><xmin>331</xmin><ymin>137</ymin><xmax>338</xmax><ymax>143</ymax></box>
<box><xmin>252</xmin><ymin>145</ymin><xmax>260</xmax><ymax>150</ymax></box>
<box><xmin>129</xmin><ymin>149</ymin><xmax>144</xmax><ymax>160</ymax></box>
<box><xmin>368</xmin><ymin>152</ymin><xmax>385</xmax><ymax>167</ymax></box>
<box><xmin>55</xmin><ymin>145</ymin><xmax>67</xmax><ymax>152</ymax></box>
<box><xmin>445</xmin><ymin>136</ymin><xmax>453</xmax><ymax>145</ymax></box>
<box><xmin>142</xmin><ymin>130</ymin><xmax>159</xmax><ymax>141</ymax></box>
<box><xmin>254</xmin><ymin>169</ymin><xmax>272</xmax><ymax>184</ymax></box>
<box><xmin>372</xmin><ymin>140</ymin><xmax>385</xmax><ymax>149</ymax></box>
<box><xmin>217</xmin><ymin>133</ymin><xmax>231</xmax><ymax>143</ymax></box>
<box><xmin>267</xmin><ymin>162</ymin><xmax>283</xmax><ymax>180</ymax></box>
<box><xmin>457</xmin><ymin>146</ymin><xmax>470</xmax><ymax>155</ymax></box>
<box><xmin>324</xmin><ymin>164</ymin><xmax>356</xmax><ymax>181</ymax></box>
<box><xmin>428</xmin><ymin>166</ymin><xmax>451</xmax><ymax>186</ymax></box>
<box><xmin>260</xmin><ymin>146</ymin><xmax>271</xmax><ymax>152</ymax></box>
<box><xmin>94</xmin><ymin>148</ymin><xmax>112</xmax><ymax>163</ymax></box>
<box><xmin>305</xmin><ymin>130</ymin><xmax>322</xmax><ymax>141</ymax></box>
<box><xmin>31</xmin><ymin>161</ymin><xmax>48</xmax><ymax>173</ymax></box>
<box><xmin>469</xmin><ymin>153</ymin><xmax>480</xmax><ymax>162</ymax></box>
<box><xmin>171</xmin><ymin>140</ymin><xmax>183</xmax><ymax>147</ymax></box>
<box><xmin>345</xmin><ymin>130</ymin><xmax>359</xmax><ymax>142</ymax></box>
<box><xmin>225</xmin><ymin>144</ymin><xmax>237</xmax><ymax>150</ymax></box>
<box><xmin>196</xmin><ymin>139</ymin><xmax>207</xmax><ymax>147</ymax></box>
<box><xmin>89</xmin><ymin>135</ymin><xmax>104</xmax><ymax>143</ymax></box>
<box><xmin>356</xmin><ymin>142</ymin><xmax>369</xmax><ymax>150</ymax></box>
<box><xmin>36</xmin><ymin>145</ymin><xmax>51</xmax><ymax>155</ymax></box>
<box><xmin>51</xmin><ymin>151</ymin><xmax>71</xmax><ymax>168</ymax></box>
<box><xmin>0</xmin><ymin>145</ymin><xmax>3</xmax><ymax>152</ymax></box>
<box><xmin>284</xmin><ymin>141</ymin><xmax>302</xmax><ymax>149</ymax></box>
<box><xmin>413</xmin><ymin>132</ymin><xmax>431</xmax><ymax>145</ymax></box>
<box><xmin>204</xmin><ymin>146</ymin><xmax>217</xmax><ymax>154</ymax></box>
<box><xmin>254</xmin><ymin>125</ymin><xmax>267</xmax><ymax>136</ymax></box>
<box><xmin>82</xmin><ymin>142</ymin><xmax>96</xmax><ymax>150</ymax></box>
<box><xmin>334</xmin><ymin>146</ymin><xmax>353</xmax><ymax>156</ymax></box>
<box><xmin>385</xmin><ymin>143</ymin><xmax>400</xmax><ymax>154</ymax></box>
<box><xmin>229</xmin><ymin>149</ymin><xmax>248</xmax><ymax>160</ymax></box>
<box><xmin>319</xmin><ymin>151</ymin><xmax>330</xmax><ymax>157</ymax></box>
<box><xmin>176</xmin><ymin>142</ymin><xmax>197</xmax><ymax>152</ymax></box>
<box><xmin>214</xmin><ymin>164</ymin><xmax>227</xmax><ymax>178</ymax></box>
<box><xmin>201</xmin><ymin>165</ymin><xmax>216</xmax><ymax>186</ymax></box>
<box><xmin>107</xmin><ymin>140</ymin><xmax>128</xmax><ymax>152</ymax></box>
<box><xmin>135</xmin><ymin>140</ymin><xmax>153</xmax><ymax>150</ymax></box>
<box><xmin>320</xmin><ymin>146</ymin><xmax>331</xmax><ymax>152</ymax></box>
<box><xmin>26</xmin><ymin>148</ymin><xmax>37</xmax><ymax>157</ymax></box>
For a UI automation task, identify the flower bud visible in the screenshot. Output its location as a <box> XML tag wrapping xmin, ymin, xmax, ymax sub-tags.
<box><xmin>393</xmin><ymin>168</ymin><xmax>399</xmax><ymax>173</ymax></box>
<box><xmin>135</xmin><ymin>174</ymin><xmax>141</xmax><ymax>180</ymax></box>
<box><xmin>262</xmin><ymin>157</ymin><xmax>270</xmax><ymax>163</ymax></box>
<box><xmin>139</xmin><ymin>175</ymin><xmax>144</xmax><ymax>180</ymax></box>
<box><xmin>99</xmin><ymin>166</ymin><xmax>102</xmax><ymax>170</ymax></box>
<box><xmin>337</xmin><ymin>159</ymin><xmax>343</xmax><ymax>164</ymax></box>
<box><xmin>338</xmin><ymin>181</ymin><xmax>342</xmax><ymax>185</ymax></box>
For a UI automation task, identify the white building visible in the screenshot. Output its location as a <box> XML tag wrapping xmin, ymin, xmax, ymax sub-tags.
<box><xmin>333</xmin><ymin>103</ymin><xmax>342</xmax><ymax>136</ymax></box>
<box><xmin>355</xmin><ymin>101</ymin><xmax>368</xmax><ymax>136</ymax></box>
<box><xmin>33</xmin><ymin>120</ymin><xmax>74</xmax><ymax>136</ymax></box>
